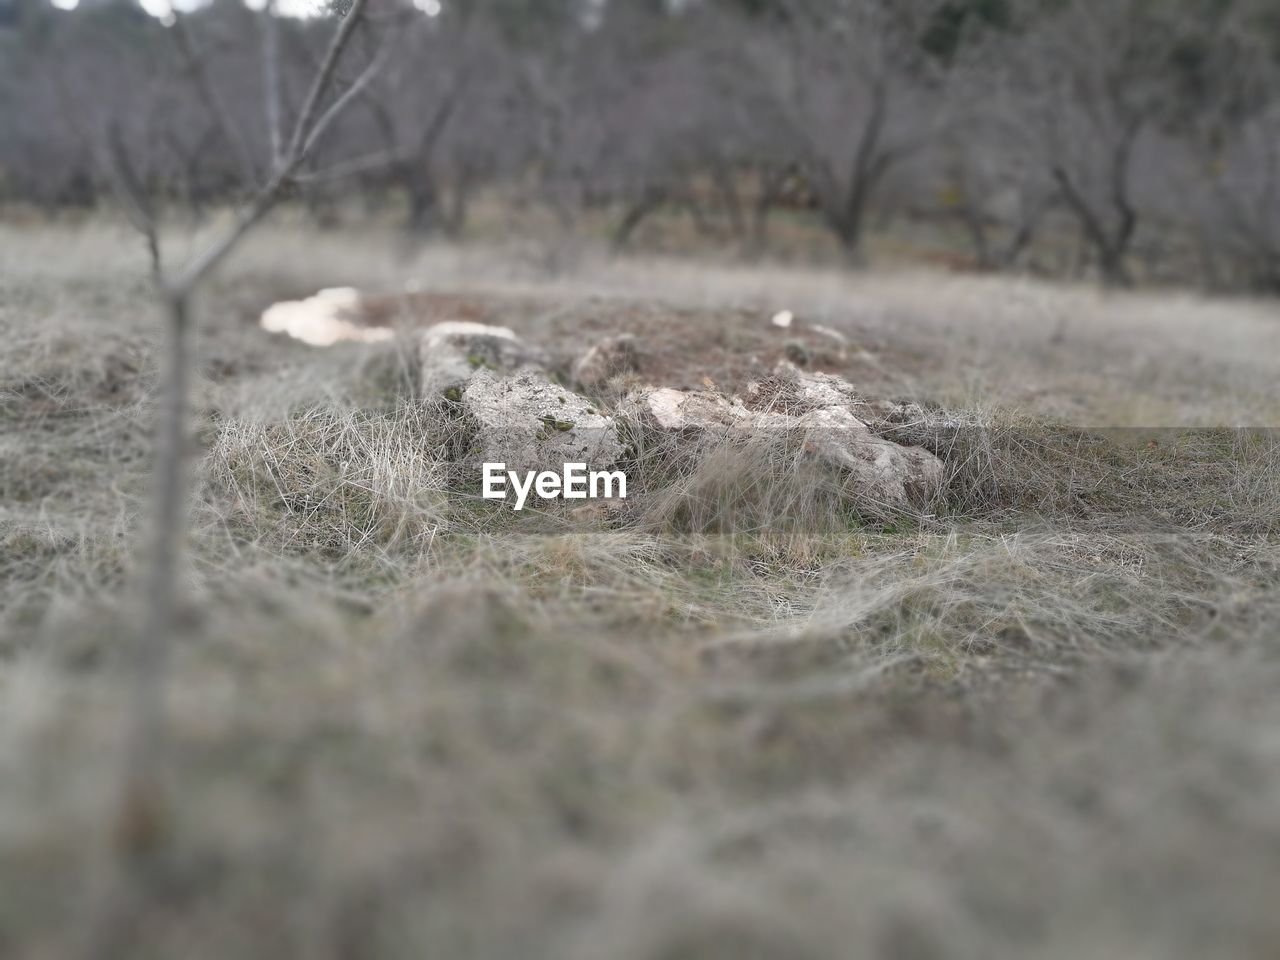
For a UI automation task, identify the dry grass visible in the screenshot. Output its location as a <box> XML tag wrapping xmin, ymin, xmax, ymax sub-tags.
<box><xmin>1</xmin><ymin>219</ymin><xmax>1279</xmax><ymax>959</ymax></box>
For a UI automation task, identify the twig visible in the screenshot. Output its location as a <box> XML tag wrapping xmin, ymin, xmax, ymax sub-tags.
<box><xmin>168</xmin><ymin>0</ymin><xmax>374</xmax><ymax>296</ymax></box>
<box><xmin>300</xmin><ymin>41</ymin><xmax>394</xmax><ymax>162</ymax></box>
<box><xmin>292</xmin><ymin>146</ymin><xmax>416</xmax><ymax>184</ymax></box>
<box><xmin>282</xmin><ymin>0</ymin><xmax>373</xmax><ymax>175</ymax></box>
<box><xmin>98</xmin><ymin>122</ymin><xmax>162</xmax><ymax>279</ymax></box>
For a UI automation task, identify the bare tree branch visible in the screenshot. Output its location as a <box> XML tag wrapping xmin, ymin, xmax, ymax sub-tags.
<box><xmin>281</xmin><ymin>0</ymin><xmax>374</xmax><ymax>176</ymax></box>
<box><xmin>292</xmin><ymin>146</ymin><xmax>415</xmax><ymax>184</ymax></box>
<box><xmin>98</xmin><ymin>122</ymin><xmax>162</xmax><ymax>279</ymax></box>
<box><xmin>168</xmin><ymin>0</ymin><xmax>374</xmax><ymax>295</ymax></box>
<box><xmin>300</xmin><ymin>39</ymin><xmax>394</xmax><ymax>163</ymax></box>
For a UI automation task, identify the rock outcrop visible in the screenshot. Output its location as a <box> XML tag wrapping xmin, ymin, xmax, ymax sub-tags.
<box><xmin>418</xmin><ymin>321</ymin><xmax>549</xmax><ymax>399</ymax></box>
<box><xmin>462</xmin><ymin>370</ymin><xmax>624</xmax><ymax>476</ymax></box>
<box><xmin>264</xmin><ymin>296</ymin><xmax>951</xmax><ymax>515</ymax></box>
<box><xmin>625</xmin><ymin>387</ymin><xmax>750</xmax><ymax>433</ymax></box>
<box><xmin>417</xmin><ymin>322</ymin><xmax>624</xmax><ymax>477</ymax></box>
<box><xmin>791</xmin><ymin>404</ymin><xmax>946</xmax><ymax>509</ymax></box>
<box><xmin>409</xmin><ymin>317</ymin><xmax>946</xmax><ymax>513</ymax></box>
<box><xmin>625</xmin><ymin>366</ymin><xmax>945</xmax><ymax>512</ymax></box>
<box><xmin>749</xmin><ymin>363</ymin><xmax>970</xmax><ymax>454</ymax></box>
<box><xmin>857</xmin><ymin>398</ymin><xmax>971</xmax><ymax>454</ymax></box>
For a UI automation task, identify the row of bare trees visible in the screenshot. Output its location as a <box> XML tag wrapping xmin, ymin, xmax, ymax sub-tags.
<box><xmin>3</xmin><ymin>0</ymin><xmax>1280</xmax><ymax>290</ymax></box>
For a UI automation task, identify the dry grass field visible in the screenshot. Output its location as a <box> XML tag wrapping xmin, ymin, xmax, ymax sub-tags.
<box><xmin>2</xmin><ymin>218</ymin><xmax>1280</xmax><ymax>959</ymax></box>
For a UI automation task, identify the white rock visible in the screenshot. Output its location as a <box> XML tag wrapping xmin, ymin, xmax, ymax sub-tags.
<box><xmin>765</xmin><ymin>361</ymin><xmax>965</xmax><ymax>455</ymax></box>
<box><xmin>418</xmin><ymin>321</ymin><xmax>547</xmax><ymax>398</ymax></box>
<box><xmin>629</xmin><ymin>387</ymin><xmax>747</xmax><ymax>432</ymax></box>
<box><xmin>771</xmin><ymin>310</ymin><xmax>794</xmax><ymax>329</ymax></box>
<box><xmin>809</xmin><ymin>323</ymin><xmax>850</xmax><ymax>359</ymax></box>
<box><xmin>421</xmin><ymin>320</ymin><xmax>520</xmax><ymax>350</ymax></box>
<box><xmin>462</xmin><ymin>370</ymin><xmax>624</xmax><ymax>476</ymax></box>
<box><xmin>625</xmin><ymin>378</ymin><xmax>944</xmax><ymax>512</ymax></box>
<box><xmin>260</xmin><ymin>288</ymin><xmax>393</xmax><ymax>347</ymax></box>
<box><xmin>792</xmin><ymin>405</ymin><xmax>944</xmax><ymax>509</ymax></box>
<box><xmin>775</xmin><ymin>363</ymin><xmax>863</xmax><ymax>410</ymax></box>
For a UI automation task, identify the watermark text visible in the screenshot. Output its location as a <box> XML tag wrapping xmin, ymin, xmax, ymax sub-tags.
<box><xmin>482</xmin><ymin>462</ymin><xmax>627</xmax><ymax>511</ymax></box>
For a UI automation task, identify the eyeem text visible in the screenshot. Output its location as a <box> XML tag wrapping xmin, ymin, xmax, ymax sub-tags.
<box><xmin>482</xmin><ymin>462</ymin><xmax>627</xmax><ymax>511</ymax></box>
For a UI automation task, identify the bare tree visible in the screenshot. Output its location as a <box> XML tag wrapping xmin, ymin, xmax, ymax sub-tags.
<box><xmin>1002</xmin><ymin>0</ymin><xmax>1196</xmax><ymax>286</ymax></box>
<box><xmin>933</xmin><ymin>25</ymin><xmax>1058</xmax><ymax>273</ymax></box>
<box><xmin>593</xmin><ymin>7</ymin><xmax>723</xmax><ymax>249</ymax></box>
<box><xmin>349</xmin><ymin>9</ymin><xmax>511</xmax><ymax>235</ymax></box>
<box><xmin>1171</xmin><ymin>4</ymin><xmax>1280</xmax><ymax>291</ymax></box>
<box><xmin>731</xmin><ymin>0</ymin><xmax>945</xmax><ymax>262</ymax></box>
<box><xmin>81</xmin><ymin>1</ymin><xmax>384</xmax><ymax>953</ymax></box>
<box><xmin>1185</xmin><ymin>101</ymin><xmax>1280</xmax><ymax>292</ymax></box>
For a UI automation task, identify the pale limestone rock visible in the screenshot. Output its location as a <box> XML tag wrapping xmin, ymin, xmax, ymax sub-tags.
<box><xmin>766</xmin><ymin>363</ymin><xmax>970</xmax><ymax>453</ymax></box>
<box><xmin>462</xmin><ymin>370</ymin><xmax>623</xmax><ymax>476</ymax></box>
<box><xmin>417</xmin><ymin>321</ymin><xmax>548</xmax><ymax>399</ymax></box>
<box><xmin>625</xmin><ymin>376</ymin><xmax>945</xmax><ymax>511</ymax></box>
<box><xmin>627</xmin><ymin>387</ymin><xmax>748</xmax><ymax>432</ymax></box>
<box><xmin>792</xmin><ymin>405</ymin><xmax>944</xmax><ymax>509</ymax></box>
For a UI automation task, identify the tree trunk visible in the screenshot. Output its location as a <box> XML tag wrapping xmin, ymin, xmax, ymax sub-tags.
<box><xmin>1098</xmin><ymin>243</ymin><xmax>1132</xmax><ymax>287</ymax></box>
<box><xmin>960</xmin><ymin>201</ymin><xmax>994</xmax><ymax>270</ymax></box>
<box><xmin>404</xmin><ymin>166</ymin><xmax>443</xmax><ymax>234</ymax></box>
<box><xmin>829</xmin><ymin>176</ymin><xmax>872</xmax><ymax>265</ymax></box>
<box><xmin>1051</xmin><ymin>121</ymin><xmax>1141</xmax><ymax>288</ymax></box>
<box><xmin>830</xmin><ymin>78</ymin><xmax>893</xmax><ymax>267</ymax></box>
<box><xmin>680</xmin><ymin>191</ymin><xmax>716</xmax><ymax>238</ymax></box>
<box><xmin>134</xmin><ymin>289</ymin><xmax>191</xmax><ymax>796</ymax></box>
<box><xmin>750</xmin><ymin>165</ymin><xmax>791</xmax><ymax>254</ymax></box>
<box><xmin>997</xmin><ymin>195</ymin><xmax>1051</xmax><ymax>270</ymax></box>
<box><xmin>444</xmin><ymin>169</ymin><xmax>473</xmax><ymax>239</ymax></box>
<box><xmin>612</xmin><ymin>185</ymin><xmax>666</xmax><ymax>250</ymax></box>
<box><xmin>710</xmin><ymin>161</ymin><xmax>745</xmax><ymax>240</ymax></box>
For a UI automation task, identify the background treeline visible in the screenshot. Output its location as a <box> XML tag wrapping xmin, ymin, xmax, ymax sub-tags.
<box><xmin>3</xmin><ymin>0</ymin><xmax>1280</xmax><ymax>289</ymax></box>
